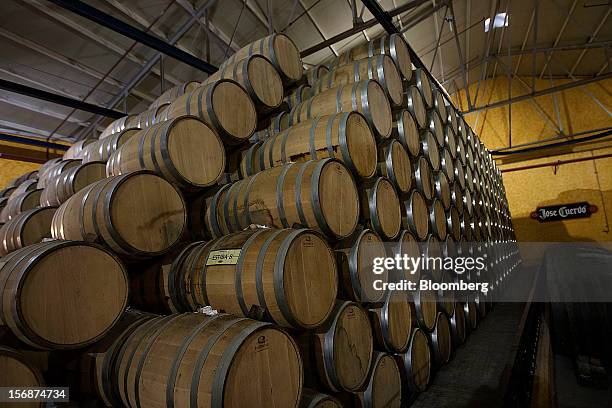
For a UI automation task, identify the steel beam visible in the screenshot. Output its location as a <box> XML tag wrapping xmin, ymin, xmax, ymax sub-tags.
<box><xmin>462</xmin><ymin>72</ymin><xmax>612</xmax><ymax>114</ymax></box>
<box><xmin>0</xmin><ymin>79</ymin><xmax>124</xmax><ymax>119</ymax></box>
<box><xmin>26</xmin><ymin>0</ymin><xmax>181</xmax><ymax>86</ymax></box>
<box><xmin>569</xmin><ymin>7</ymin><xmax>611</xmax><ymax>76</ymax></box>
<box><xmin>0</xmin><ymin>120</ymin><xmax>71</xmax><ymax>141</ymax></box>
<box><xmin>301</xmin><ymin>0</ymin><xmax>432</xmax><ymax>57</ymax></box>
<box><xmin>0</xmin><ymin>27</ymin><xmax>155</xmax><ymax>103</ymax></box>
<box><xmin>48</xmin><ymin>0</ymin><xmax>218</xmax><ymax>74</ymax></box>
<box><xmin>298</xmin><ymin>0</ymin><xmax>337</xmax><ymax>56</ymax></box>
<box><xmin>492</xmin><ymin>40</ymin><xmax>612</xmax><ymax>58</ymax></box>
<box><xmin>0</xmin><ymin>95</ymin><xmax>96</xmax><ymax>128</ymax></box>
<box><xmin>538</xmin><ymin>0</ymin><xmax>578</xmax><ymax>79</ymax></box>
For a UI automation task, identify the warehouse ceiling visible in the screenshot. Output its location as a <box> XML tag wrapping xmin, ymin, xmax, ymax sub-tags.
<box><xmin>0</xmin><ymin>0</ymin><xmax>610</xmax><ymax>143</ymax></box>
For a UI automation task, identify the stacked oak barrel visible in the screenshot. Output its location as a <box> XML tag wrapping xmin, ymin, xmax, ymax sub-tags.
<box><xmin>0</xmin><ymin>31</ymin><xmax>519</xmax><ymax>407</ymax></box>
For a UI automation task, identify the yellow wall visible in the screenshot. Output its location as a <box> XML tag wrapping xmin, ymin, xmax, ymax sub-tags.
<box><xmin>0</xmin><ymin>159</ymin><xmax>40</xmax><ymax>188</ymax></box>
<box><xmin>451</xmin><ymin>77</ymin><xmax>612</xmax><ymax>245</ymax></box>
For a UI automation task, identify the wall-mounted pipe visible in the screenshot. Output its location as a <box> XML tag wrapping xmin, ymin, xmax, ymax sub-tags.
<box><xmin>501</xmin><ymin>153</ymin><xmax>612</xmax><ymax>173</ymax></box>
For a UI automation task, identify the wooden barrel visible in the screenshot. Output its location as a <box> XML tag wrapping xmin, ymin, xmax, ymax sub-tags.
<box><xmin>167</xmin><ymin>79</ymin><xmax>257</xmax><ymax>145</ymax></box>
<box><xmin>298</xmin><ymin>301</ymin><xmax>373</xmax><ymax>392</ymax></box>
<box><xmin>2</xmin><ymin>189</ymin><xmax>42</xmax><ymax>222</ymax></box>
<box><xmin>40</xmin><ymin>161</ymin><xmax>106</xmax><ymax>207</ymax></box>
<box><xmin>431</xmin><ymin>312</ymin><xmax>452</xmax><ymax>367</ymax></box>
<box><xmin>405</xmin><ymin>85</ymin><xmax>427</xmax><ymax>128</ymax></box>
<box><xmin>289</xmin><ymin>79</ymin><xmax>392</xmax><ymax>139</ymax></box>
<box><xmin>464</xmin><ymin>300</ymin><xmax>478</xmax><ymax>330</ymax></box>
<box><xmin>253</xmin><ymin>112</ymin><xmax>377</xmax><ymax>179</ymax></box>
<box><xmin>377</xmin><ymin>139</ymin><xmax>412</xmax><ymax>195</ymax></box>
<box><xmin>434</xmin><ymin>171</ymin><xmax>451</xmax><ymax>210</ymax></box>
<box><xmin>334</xmin><ymin>33</ymin><xmax>412</xmax><ymax>80</ymax></box>
<box><xmin>299</xmin><ymin>388</ymin><xmax>342</xmax><ymax>408</ymax></box>
<box><xmin>437</xmin><ymin>272</ymin><xmax>456</xmax><ymax>316</ymax></box>
<box><xmin>414</xmin><ymin>156</ymin><xmax>434</xmax><ymax>200</ymax></box>
<box><xmin>432</xmin><ymin>88</ymin><xmax>447</xmax><ymax>125</ymax></box>
<box><xmin>286</xmin><ymin>84</ymin><xmax>312</xmax><ymax>109</ymax></box>
<box><xmin>114</xmin><ymin>313</ymin><xmax>303</xmax><ymax>408</ymax></box>
<box><xmin>420</xmin><ymin>130</ymin><xmax>440</xmax><ymax>171</ymax></box>
<box><xmin>394</xmin><ymin>328</ymin><xmax>431</xmax><ymax>394</ymax></box>
<box><xmin>0</xmin><ymin>207</ymin><xmax>56</xmax><ymax>256</ymax></box>
<box><xmin>0</xmin><ymin>240</ymin><xmax>128</xmax><ymax>349</ymax></box>
<box><xmin>450</xmin><ymin>302</ymin><xmax>467</xmax><ymax>346</ymax></box>
<box><xmin>370</xmin><ymin>291</ymin><xmax>412</xmax><ymax>353</ymax></box>
<box><xmin>454</xmin><ymin>158</ymin><xmax>466</xmax><ymax>191</ymax></box>
<box><xmin>336</xmin><ymin>229</ymin><xmax>388</xmax><ymax>303</ymax></box>
<box><xmin>390</xmin><ymin>230</ymin><xmax>421</xmax><ymax>282</ymax></box>
<box><xmin>81</xmin><ymin>128</ymin><xmax>141</xmax><ymax>163</ymax></box>
<box><xmin>402</xmin><ymin>190</ymin><xmax>429</xmax><ymax>240</ymax></box>
<box><xmin>205</xmin><ymin>54</ymin><xmax>284</xmax><ymax>113</ymax></box>
<box><xmin>205</xmin><ymin>159</ymin><xmax>360</xmax><ymax>240</ymax></box>
<box><xmin>100</xmin><ymin>115</ymin><xmax>139</xmax><ymax>139</ymax></box>
<box><xmin>223</xmin><ymin>33</ymin><xmax>303</xmax><ymax>83</ymax></box>
<box><xmin>51</xmin><ymin>171</ymin><xmax>186</xmax><ymax>258</ymax></box>
<box><xmin>411</xmin><ymin>68</ymin><xmax>432</xmax><ymax>108</ymax></box>
<box><xmin>314</xmin><ymin>55</ymin><xmax>403</xmax><ymax>106</ymax></box>
<box><xmin>392</xmin><ymin>110</ymin><xmax>420</xmax><ymax>157</ymax></box>
<box><xmin>412</xmin><ymin>284</ymin><xmax>437</xmax><ymax>331</ymax></box>
<box><xmin>37</xmin><ymin>159</ymin><xmax>81</xmax><ymax>189</ymax></box>
<box><xmin>150</xmin><ymin>81</ymin><xmax>200</xmax><ymax>109</ymax></box>
<box><xmin>184</xmin><ymin>228</ymin><xmax>337</xmax><ymax>329</ymax></box>
<box><xmin>440</xmin><ymin>146</ymin><xmax>455</xmax><ymax>184</ymax></box>
<box><xmin>429</xmin><ymin>199</ymin><xmax>447</xmax><ymax>240</ymax></box>
<box><xmin>447</xmin><ymin>105</ymin><xmax>458</xmax><ymax>134</ymax></box>
<box><xmin>77</xmin><ymin>309</ymin><xmax>157</xmax><ymax>406</ymax></box>
<box><xmin>444</xmin><ymin>124</ymin><xmax>457</xmax><ymax>160</ymax></box>
<box><xmin>426</xmin><ymin>108</ymin><xmax>444</xmax><ymax>147</ymax></box>
<box><xmin>447</xmin><ymin>206</ymin><xmax>461</xmax><ymax>241</ymax></box>
<box><xmin>0</xmin><ymin>346</ymin><xmax>45</xmax><ymax>407</ymax></box>
<box><xmin>133</xmin><ymin>103</ymin><xmax>170</xmax><ymax>128</ymax></box>
<box><xmin>106</xmin><ymin>116</ymin><xmax>225</xmax><ymax>190</ymax></box>
<box><xmin>359</xmin><ymin>178</ymin><xmax>401</xmax><ymax>240</ymax></box>
<box><xmin>306</xmin><ymin>64</ymin><xmax>330</xmax><ymax>86</ymax></box>
<box><xmin>0</xmin><ymin>186</ymin><xmax>16</xmax><ymax>199</ymax></box>
<box><xmin>63</xmin><ymin>139</ymin><xmax>95</xmax><ymax>159</ymax></box>
<box><xmin>351</xmin><ymin>352</ymin><xmax>402</xmax><ymax>407</ymax></box>
<box><xmin>38</xmin><ymin>157</ymin><xmax>61</xmax><ymax>178</ymax></box>
<box><xmin>9</xmin><ymin>179</ymin><xmax>38</xmax><ymax>198</ymax></box>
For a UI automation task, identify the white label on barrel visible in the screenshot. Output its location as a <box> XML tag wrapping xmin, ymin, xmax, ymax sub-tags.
<box><xmin>206</xmin><ymin>249</ymin><xmax>241</xmax><ymax>265</ymax></box>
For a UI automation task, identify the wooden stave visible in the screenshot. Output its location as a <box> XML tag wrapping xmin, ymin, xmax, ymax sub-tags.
<box><xmin>314</xmin><ymin>54</ymin><xmax>404</xmax><ymax>107</ymax></box>
<box><xmin>107</xmin><ymin>116</ymin><xmax>226</xmax><ymax>190</ymax></box>
<box><xmin>149</xmin><ymin>81</ymin><xmax>200</xmax><ymax>109</ymax></box>
<box><xmin>222</xmin><ymin>33</ymin><xmax>303</xmax><ymax>83</ymax></box>
<box><xmin>359</xmin><ymin>177</ymin><xmax>402</xmax><ymax>241</ymax></box>
<box><xmin>51</xmin><ymin>171</ymin><xmax>187</xmax><ymax>258</ymax></box>
<box><xmin>166</xmin><ymin>79</ymin><xmax>257</xmax><ymax>145</ymax></box>
<box><xmin>0</xmin><ymin>240</ymin><xmax>128</xmax><ymax>350</ymax></box>
<box><xmin>377</xmin><ymin>138</ymin><xmax>412</xmax><ymax>195</ymax></box>
<box><xmin>205</xmin><ymin>54</ymin><xmax>284</xmax><ymax>113</ymax></box>
<box><xmin>254</xmin><ymin>112</ymin><xmax>378</xmax><ymax>179</ymax></box>
<box><xmin>335</xmin><ymin>228</ymin><xmax>388</xmax><ymax>304</ymax></box>
<box><xmin>115</xmin><ymin>312</ymin><xmax>303</xmax><ymax>408</ymax></box>
<box><xmin>209</xmin><ymin>159</ymin><xmax>360</xmax><ymax>240</ymax></box>
<box><xmin>289</xmin><ymin>79</ymin><xmax>393</xmax><ymax>140</ymax></box>
<box><xmin>0</xmin><ymin>206</ymin><xmax>56</xmax><ymax>256</ymax></box>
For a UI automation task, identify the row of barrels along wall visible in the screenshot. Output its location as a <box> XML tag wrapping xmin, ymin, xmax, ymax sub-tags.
<box><xmin>0</xmin><ymin>30</ymin><xmax>520</xmax><ymax>407</ymax></box>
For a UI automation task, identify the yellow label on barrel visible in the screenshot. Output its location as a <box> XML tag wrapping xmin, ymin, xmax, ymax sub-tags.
<box><xmin>206</xmin><ymin>249</ymin><xmax>241</xmax><ymax>265</ymax></box>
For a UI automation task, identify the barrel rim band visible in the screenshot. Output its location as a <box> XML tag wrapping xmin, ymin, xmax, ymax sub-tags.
<box><xmin>255</xmin><ymin>230</ymin><xmax>285</xmax><ymax>317</ymax></box>
<box><xmin>338</xmin><ymin>111</ymin><xmax>357</xmax><ymax>175</ymax></box>
<box><xmin>294</xmin><ymin>162</ymin><xmax>310</xmax><ymax>228</ymax></box>
<box><xmin>310</xmin><ymin>159</ymin><xmax>337</xmax><ymax>238</ymax></box>
<box><xmin>273</xmin><ymin>228</ymin><xmax>306</xmax><ymax>329</ymax></box>
<box><xmin>308</xmin><ymin>117</ymin><xmax>321</xmax><ymax>160</ymax></box>
<box><xmin>325</xmin><ymin>115</ymin><xmax>335</xmax><ymax>159</ymax></box>
<box><xmin>276</xmin><ymin>163</ymin><xmax>295</xmax><ymax>228</ymax></box>
<box><xmin>235</xmin><ymin>229</ymin><xmax>268</xmax><ymax>316</ymax></box>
